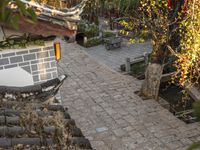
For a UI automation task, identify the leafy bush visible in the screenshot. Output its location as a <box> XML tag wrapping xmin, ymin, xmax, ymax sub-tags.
<box><xmin>78</xmin><ymin>21</ymin><xmax>99</xmax><ymax>39</ymax></box>
<box><xmin>119</xmin><ymin>19</ymin><xmax>151</xmax><ymax>42</ymax></box>
<box><xmin>129</xmin><ymin>38</ymin><xmax>145</xmax><ymax>43</ymax></box>
<box><xmin>84</xmin><ymin>38</ymin><xmax>102</xmax><ymax>48</ymax></box>
<box><xmin>0</xmin><ymin>36</ymin><xmax>45</xmax><ymax>49</ymax></box>
<box><xmin>103</xmin><ymin>32</ymin><xmax>116</xmax><ymax>38</ymax></box>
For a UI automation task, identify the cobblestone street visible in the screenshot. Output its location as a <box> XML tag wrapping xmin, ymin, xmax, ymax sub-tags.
<box><xmin>58</xmin><ymin>42</ymin><xmax>200</xmax><ymax>150</ymax></box>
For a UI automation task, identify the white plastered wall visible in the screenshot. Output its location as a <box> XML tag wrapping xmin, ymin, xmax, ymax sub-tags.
<box><xmin>0</xmin><ymin>67</ymin><xmax>34</xmax><ymax>87</ymax></box>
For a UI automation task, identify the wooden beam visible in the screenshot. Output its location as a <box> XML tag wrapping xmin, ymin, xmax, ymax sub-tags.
<box><xmin>185</xmin><ymin>83</ymin><xmax>200</xmax><ymax>101</ymax></box>
<box><xmin>18</xmin><ymin>17</ymin><xmax>76</xmax><ymax>37</ymax></box>
<box><xmin>1</xmin><ymin>17</ymin><xmax>76</xmax><ymax>37</ymax></box>
<box><xmin>160</xmin><ymin>72</ymin><xmax>175</xmax><ymax>83</ymax></box>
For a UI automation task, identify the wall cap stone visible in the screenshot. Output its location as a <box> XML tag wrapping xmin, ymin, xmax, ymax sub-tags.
<box><xmin>0</xmin><ymin>41</ymin><xmax>54</xmax><ymax>54</ymax></box>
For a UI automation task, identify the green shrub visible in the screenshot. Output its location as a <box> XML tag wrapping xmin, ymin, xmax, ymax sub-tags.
<box><xmin>84</xmin><ymin>38</ymin><xmax>102</xmax><ymax>48</ymax></box>
<box><xmin>0</xmin><ymin>38</ymin><xmax>45</xmax><ymax>49</ymax></box>
<box><xmin>103</xmin><ymin>32</ymin><xmax>116</xmax><ymax>38</ymax></box>
<box><xmin>129</xmin><ymin>38</ymin><xmax>145</xmax><ymax>43</ymax></box>
<box><xmin>78</xmin><ymin>21</ymin><xmax>99</xmax><ymax>39</ymax></box>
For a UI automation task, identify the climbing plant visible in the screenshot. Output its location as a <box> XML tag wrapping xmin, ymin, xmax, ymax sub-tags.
<box><xmin>173</xmin><ymin>0</ymin><xmax>200</xmax><ymax>87</ymax></box>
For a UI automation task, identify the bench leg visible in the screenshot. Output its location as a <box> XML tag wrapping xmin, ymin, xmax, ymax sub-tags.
<box><xmin>105</xmin><ymin>44</ymin><xmax>111</xmax><ymax>50</ymax></box>
<box><xmin>116</xmin><ymin>42</ymin><xmax>121</xmax><ymax>48</ymax></box>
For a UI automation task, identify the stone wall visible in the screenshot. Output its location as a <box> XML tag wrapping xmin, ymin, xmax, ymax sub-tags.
<box><xmin>0</xmin><ymin>43</ymin><xmax>58</xmax><ymax>86</ymax></box>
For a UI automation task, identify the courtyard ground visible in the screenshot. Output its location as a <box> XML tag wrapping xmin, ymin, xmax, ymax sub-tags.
<box><xmin>83</xmin><ymin>40</ymin><xmax>152</xmax><ymax>71</ymax></box>
<box><xmin>58</xmin><ymin>41</ymin><xmax>200</xmax><ymax>150</ymax></box>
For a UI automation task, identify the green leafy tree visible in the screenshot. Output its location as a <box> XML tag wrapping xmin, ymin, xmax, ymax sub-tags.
<box><xmin>119</xmin><ymin>0</ymin><xmax>188</xmax><ymax>100</ymax></box>
<box><xmin>135</xmin><ymin>0</ymin><xmax>173</xmax><ymax>99</ymax></box>
<box><xmin>0</xmin><ymin>0</ymin><xmax>36</xmax><ymax>28</ymax></box>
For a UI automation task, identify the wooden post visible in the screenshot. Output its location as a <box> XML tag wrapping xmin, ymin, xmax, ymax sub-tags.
<box><xmin>125</xmin><ymin>58</ymin><xmax>131</xmax><ymax>73</ymax></box>
<box><xmin>185</xmin><ymin>82</ymin><xmax>200</xmax><ymax>101</ymax></box>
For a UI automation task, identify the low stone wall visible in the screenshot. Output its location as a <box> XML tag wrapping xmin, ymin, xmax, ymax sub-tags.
<box><xmin>0</xmin><ymin>42</ymin><xmax>58</xmax><ymax>86</ymax></box>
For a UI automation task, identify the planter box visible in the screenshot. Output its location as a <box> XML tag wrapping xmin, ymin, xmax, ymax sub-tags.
<box><xmin>0</xmin><ymin>42</ymin><xmax>58</xmax><ymax>87</ymax></box>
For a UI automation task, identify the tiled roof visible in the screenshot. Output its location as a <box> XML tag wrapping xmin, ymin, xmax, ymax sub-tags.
<box><xmin>17</xmin><ymin>0</ymin><xmax>88</xmax><ymax>30</ymax></box>
<box><xmin>0</xmin><ymin>75</ymin><xmax>93</xmax><ymax>150</ymax></box>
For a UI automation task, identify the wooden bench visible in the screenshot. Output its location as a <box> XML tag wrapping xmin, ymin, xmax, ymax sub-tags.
<box><xmin>104</xmin><ymin>37</ymin><xmax>122</xmax><ymax>50</ymax></box>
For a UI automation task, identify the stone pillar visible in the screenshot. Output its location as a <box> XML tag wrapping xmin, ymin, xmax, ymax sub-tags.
<box><xmin>99</xmin><ymin>24</ymin><xmax>103</xmax><ymax>39</ymax></box>
<box><xmin>143</xmin><ymin>52</ymin><xmax>149</xmax><ymax>67</ymax></box>
<box><xmin>125</xmin><ymin>58</ymin><xmax>131</xmax><ymax>73</ymax></box>
<box><xmin>84</xmin><ymin>36</ymin><xmax>88</xmax><ymax>45</ymax></box>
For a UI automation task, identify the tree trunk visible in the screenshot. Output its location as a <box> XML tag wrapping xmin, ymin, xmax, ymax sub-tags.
<box><xmin>140</xmin><ymin>41</ymin><xmax>166</xmax><ymax>100</ymax></box>
<box><xmin>140</xmin><ymin>63</ymin><xmax>163</xmax><ymax>100</ymax></box>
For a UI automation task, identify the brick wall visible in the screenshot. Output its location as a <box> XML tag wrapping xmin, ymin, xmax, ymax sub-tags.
<box><xmin>0</xmin><ymin>43</ymin><xmax>58</xmax><ymax>85</ymax></box>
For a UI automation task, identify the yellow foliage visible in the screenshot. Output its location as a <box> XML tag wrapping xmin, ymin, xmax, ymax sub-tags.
<box><xmin>175</xmin><ymin>1</ymin><xmax>200</xmax><ymax>86</ymax></box>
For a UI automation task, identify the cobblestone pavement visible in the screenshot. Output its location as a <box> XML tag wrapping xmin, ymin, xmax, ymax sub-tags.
<box><xmin>83</xmin><ymin>41</ymin><xmax>152</xmax><ymax>71</ymax></box>
<box><xmin>58</xmin><ymin>42</ymin><xmax>200</xmax><ymax>150</ymax></box>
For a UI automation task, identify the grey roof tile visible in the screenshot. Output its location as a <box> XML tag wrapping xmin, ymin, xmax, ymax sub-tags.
<box><xmin>0</xmin><ymin>75</ymin><xmax>93</xmax><ymax>149</ymax></box>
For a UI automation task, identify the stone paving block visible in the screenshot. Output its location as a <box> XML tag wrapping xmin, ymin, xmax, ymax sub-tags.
<box><xmin>2</xmin><ymin>52</ymin><xmax>15</xmax><ymax>57</ymax></box>
<box><xmin>0</xmin><ymin>58</ymin><xmax>9</xmax><ymax>66</ymax></box>
<box><xmin>115</xmin><ymin>119</ymin><xmax>130</xmax><ymax>128</ymax></box>
<box><xmin>135</xmin><ymin>141</ymin><xmax>163</xmax><ymax>150</ymax></box>
<box><xmin>123</xmin><ymin>115</ymin><xmax>137</xmax><ymax>124</ymax></box>
<box><xmin>123</xmin><ymin>126</ymin><xmax>134</xmax><ymax>133</ymax></box>
<box><xmin>165</xmin><ymin>140</ymin><xmax>184</xmax><ymax>150</ymax></box>
<box><xmin>92</xmin><ymin>106</ymin><xmax>104</xmax><ymax>113</ymax></box>
<box><xmin>113</xmin><ymin>128</ymin><xmax>127</xmax><ymax>137</ymax></box>
<box><xmin>129</xmin><ymin>130</ymin><xmax>143</xmax><ymax>139</ymax></box>
<box><xmin>10</xmin><ymin>56</ymin><xmax>23</xmax><ymax>63</ymax></box>
<box><xmin>16</xmin><ymin>50</ymin><xmax>28</xmax><ymax>55</ymax></box>
<box><xmin>4</xmin><ymin>64</ymin><xmax>18</xmax><ymax>69</ymax></box>
<box><xmin>105</xmin><ymin>108</ymin><xmax>117</xmax><ymax>115</ymax></box>
<box><xmin>19</xmin><ymin>62</ymin><xmax>30</xmax><ymax>66</ymax></box>
<box><xmin>180</xmin><ymin>138</ymin><xmax>193</xmax><ymax>146</ymax></box>
<box><xmin>91</xmin><ymin>141</ymin><xmax>110</xmax><ymax>150</ymax></box>
<box><xmin>160</xmin><ymin>135</ymin><xmax>179</xmax><ymax>144</ymax></box>
<box><xmin>176</xmin><ymin>146</ymin><xmax>191</xmax><ymax>150</ymax></box>
<box><xmin>96</xmin><ymin>127</ymin><xmax>108</xmax><ymax>133</ymax></box>
<box><xmin>23</xmin><ymin>53</ymin><xmax>36</xmax><ymax>61</ymax></box>
<box><xmin>111</xmin><ymin>103</ymin><xmax>122</xmax><ymax>109</ymax></box>
<box><xmin>94</xmin><ymin>131</ymin><xmax>114</xmax><ymax>142</ymax></box>
<box><xmin>106</xmin><ymin>139</ymin><xmax>129</xmax><ymax>150</ymax></box>
<box><xmin>112</xmin><ymin>113</ymin><xmax>122</xmax><ymax>120</ymax></box>
<box><xmin>100</xmin><ymin>102</ymin><xmax>110</xmax><ymax>108</ymax></box>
